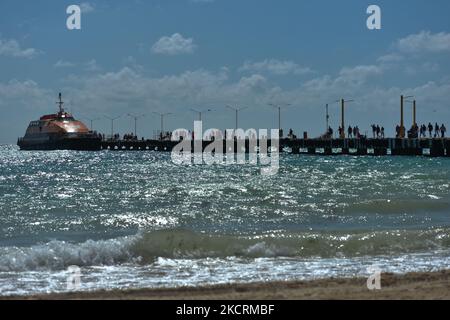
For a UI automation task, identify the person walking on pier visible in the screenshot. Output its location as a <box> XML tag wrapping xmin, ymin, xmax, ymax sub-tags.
<box><xmin>441</xmin><ymin>124</ymin><xmax>447</xmax><ymax>138</ymax></box>
<box><xmin>435</xmin><ymin>123</ymin><xmax>440</xmax><ymax>138</ymax></box>
<box><xmin>376</xmin><ymin>125</ymin><xmax>381</xmax><ymax>138</ymax></box>
<box><xmin>348</xmin><ymin>126</ymin><xmax>353</xmax><ymax>138</ymax></box>
<box><xmin>381</xmin><ymin>127</ymin><xmax>385</xmax><ymax>138</ymax></box>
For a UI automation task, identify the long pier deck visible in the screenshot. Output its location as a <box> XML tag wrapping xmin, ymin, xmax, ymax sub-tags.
<box><xmin>101</xmin><ymin>138</ymin><xmax>450</xmax><ymax>157</ymax></box>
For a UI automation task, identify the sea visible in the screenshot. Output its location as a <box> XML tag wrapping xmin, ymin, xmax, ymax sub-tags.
<box><xmin>0</xmin><ymin>145</ymin><xmax>449</xmax><ymax>296</ymax></box>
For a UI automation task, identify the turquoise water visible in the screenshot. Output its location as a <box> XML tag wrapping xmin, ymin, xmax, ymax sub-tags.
<box><xmin>0</xmin><ymin>145</ymin><xmax>449</xmax><ymax>295</ymax></box>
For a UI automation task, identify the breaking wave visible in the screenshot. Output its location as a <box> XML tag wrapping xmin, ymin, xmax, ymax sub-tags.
<box><xmin>1</xmin><ymin>228</ymin><xmax>449</xmax><ymax>272</ymax></box>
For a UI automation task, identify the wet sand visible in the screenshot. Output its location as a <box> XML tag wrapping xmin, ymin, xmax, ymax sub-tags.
<box><xmin>4</xmin><ymin>270</ymin><xmax>450</xmax><ymax>300</ymax></box>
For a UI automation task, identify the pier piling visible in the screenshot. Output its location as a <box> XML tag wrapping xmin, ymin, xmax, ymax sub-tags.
<box><xmin>100</xmin><ymin>138</ymin><xmax>450</xmax><ymax>158</ymax></box>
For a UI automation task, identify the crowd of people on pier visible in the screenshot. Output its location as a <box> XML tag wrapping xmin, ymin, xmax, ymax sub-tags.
<box><xmin>101</xmin><ymin>122</ymin><xmax>447</xmax><ymax>142</ymax></box>
<box><xmin>395</xmin><ymin>123</ymin><xmax>447</xmax><ymax>139</ymax></box>
<box><xmin>371</xmin><ymin>124</ymin><xmax>385</xmax><ymax>138</ymax></box>
<box><xmin>123</xmin><ymin>133</ymin><xmax>139</xmax><ymax>141</ymax></box>
<box><xmin>419</xmin><ymin>123</ymin><xmax>446</xmax><ymax>138</ymax></box>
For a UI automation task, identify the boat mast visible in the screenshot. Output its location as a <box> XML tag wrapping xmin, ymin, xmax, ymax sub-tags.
<box><xmin>57</xmin><ymin>93</ymin><xmax>65</xmax><ymax>113</ymax></box>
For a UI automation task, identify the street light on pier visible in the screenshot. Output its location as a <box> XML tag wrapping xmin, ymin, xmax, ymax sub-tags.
<box><xmin>152</xmin><ymin>112</ymin><xmax>172</xmax><ymax>139</ymax></box>
<box><xmin>190</xmin><ymin>108</ymin><xmax>212</xmax><ymax>122</ymax></box>
<box><xmin>268</xmin><ymin>103</ymin><xmax>291</xmax><ymax>133</ymax></box>
<box><xmin>104</xmin><ymin>115</ymin><xmax>122</xmax><ymax>140</ymax></box>
<box><xmin>400</xmin><ymin>95</ymin><xmax>414</xmax><ymax>138</ymax></box>
<box><xmin>403</xmin><ymin>96</ymin><xmax>417</xmax><ymax>128</ymax></box>
<box><xmin>82</xmin><ymin>117</ymin><xmax>100</xmax><ymax>131</ymax></box>
<box><xmin>127</xmin><ymin>113</ymin><xmax>145</xmax><ymax>137</ymax></box>
<box><xmin>226</xmin><ymin>105</ymin><xmax>248</xmax><ymax>131</ymax></box>
<box><xmin>335</xmin><ymin>99</ymin><xmax>354</xmax><ymax>139</ymax></box>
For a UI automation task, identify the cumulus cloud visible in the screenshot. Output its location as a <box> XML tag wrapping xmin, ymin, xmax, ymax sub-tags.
<box><xmin>239</xmin><ymin>59</ymin><xmax>313</xmax><ymax>76</ymax></box>
<box><xmin>338</xmin><ymin>65</ymin><xmax>383</xmax><ymax>81</ymax></box>
<box><xmin>80</xmin><ymin>2</ymin><xmax>95</xmax><ymax>13</ymax></box>
<box><xmin>397</xmin><ymin>31</ymin><xmax>450</xmax><ymax>53</ymax></box>
<box><xmin>151</xmin><ymin>33</ymin><xmax>196</xmax><ymax>55</ymax></box>
<box><xmin>54</xmin><ymin>60</ymin><xmax>76</xmax><ymax>68</ymax></box>
<box><xmin>377</xmin><ymin>53</ymin><xmax>404</xmax><ymax>63</ymax></box>
<box><xmin>0</xmin><ymin>38</ymin><xmax>38</xmax><ymax>59</ymax></box>
<box><xmin>85</xmin><ymin>59</ymin><xmax>101</xmax><ymax>72</ymax></box>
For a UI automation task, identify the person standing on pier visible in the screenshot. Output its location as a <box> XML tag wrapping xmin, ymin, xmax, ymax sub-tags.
<box><xmin>371</xmin><ymin>124</ymin><xmax>376</xmax><ymax>138</ymax></box>
<box><xmin>348</xmin><ymin>126</ymin><xmax>353</xmax><ymax>138</ymax></box>
<box><xmin>441</xmin><ymin>124</ymin><xmax>447</xmax><ymax>138</ymax></box>
<box><xmin>435</xmin><ymin>123</ymin><xmax>440</xmax><ymax>138</ymax></box>
<box><xmin>381</xmin><ymin>127</ymin><xmax>385</xmax><ymax>138</ymax></box>
<box><xmin>428</xmin><ymin>123</ymin><xmax>433</xmax><ymax>138</ymax></box>
<box><xmin>420</xmin><ymin>125</ymin><xmax>425</xmax><ymax>138</ymax></box>
<box><xmin>328</xmin><ymin>127</ymin><xmax>334</xmax><ymax>138</ymax></box>
<box><xmin>376</xmin><ymin>125</ymin><xmax>381</xmax><ymax>138</ymax></box>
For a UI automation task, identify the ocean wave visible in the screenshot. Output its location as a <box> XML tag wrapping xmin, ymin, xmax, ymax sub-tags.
<box><xmin>344</xmin><ymin>199</ymin><xmax>450</xmax><ymax>214</ymax></box>
<box><xmin>1</xmin><ymin>228</ymin><xmax>449</xmax><ymax>272</ymax></box>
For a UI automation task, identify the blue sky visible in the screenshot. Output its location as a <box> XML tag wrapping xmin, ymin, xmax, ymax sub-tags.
<box><xmin>1</xmin><ymin>0</ymin><xmax>450</xmax><ymax>142</ymax></box>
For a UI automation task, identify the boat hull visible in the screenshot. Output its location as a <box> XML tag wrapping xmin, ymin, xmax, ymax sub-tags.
<box><xmin>18</xmin><ymin>135</ymin><xmax>102</xmax><ymax>151</ymax></box>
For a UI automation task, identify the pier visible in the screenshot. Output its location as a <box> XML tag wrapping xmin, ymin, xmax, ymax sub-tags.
<box><xmin>101</xmin><ymin>138</ymin><xmax>450</xmax><ymax>157</ymax></box>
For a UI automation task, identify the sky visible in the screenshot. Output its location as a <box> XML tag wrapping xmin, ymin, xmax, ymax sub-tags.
<box><xmin>1</xmin><ymin>0</ymin><xmax>450</xmax><ymax>143</ymax></box>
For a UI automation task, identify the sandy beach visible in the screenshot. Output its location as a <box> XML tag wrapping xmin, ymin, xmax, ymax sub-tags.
<box><xmin>4</xmin><ymin>270</ymin><xmax>449</xmax><ymax>300</ymax></box>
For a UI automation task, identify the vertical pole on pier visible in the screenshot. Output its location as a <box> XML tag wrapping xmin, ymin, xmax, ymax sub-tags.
<box><xmin>278</xmin><ymin>106</ymin><xmax>281</xmax><ymax>132</ymax></box>
<box><xmin>400</xmin><ymin>95</ymin><xmax>405</xmax><ymax>138</ymax></box>
<box><xmin>413</xmin><ymin>100</ymin><xmax>417</xmax><ymax>127</ymax></box>
<box><xmin>340</xmin><ymin>99</ymin><xmax>345</xmax><ymax>139</ymax></box>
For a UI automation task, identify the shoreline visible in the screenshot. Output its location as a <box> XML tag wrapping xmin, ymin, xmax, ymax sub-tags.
<box><xmin>4</xmin><ymin>270</ymin><xmax>450</xmax><ymax>300</ymax></box>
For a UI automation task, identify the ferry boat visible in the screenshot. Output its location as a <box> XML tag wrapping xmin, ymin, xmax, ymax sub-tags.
<box><xmin>17</xmin><ymin>93</ymin><xmax>102</xmax><ymax>151</ymax></box>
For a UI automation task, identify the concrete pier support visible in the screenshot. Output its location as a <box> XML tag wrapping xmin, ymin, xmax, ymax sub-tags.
<box><xmin>430</xmin><ymin>140</ymin><xmax>445</xmax><ymax>157</ymax></box>
<box><xmin>292</xmin><ymin>147</ymin><xmax>300</xmax><ymax>154</ymax></box>
<box><xmin>307</xmin><ymin>147</ymin><xmax>316</xmax><ymax>155</ymax></box>
<box><xmin>374</xmin><ymin>148</ymin><xmax>387</xmax><ymax>156</ymax></box>
<box><xmin>356</xmin><ymin>148</ymin><xmax>368</xmax><ymax>156</ymax></box>
<box><xmin>341</xmin><ymin>148</ymin><xmax>349</xmax><ymax>155</ymax></box>
<box><xmin>324</xmin><ymin>147</ymin><xmax>333</xmax><ymax>155</ymax></box>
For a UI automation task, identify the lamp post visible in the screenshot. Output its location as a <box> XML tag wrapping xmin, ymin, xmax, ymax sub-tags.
<box><xmin>153</xmin><ymin>112</ymin><xmax>172</xmax><ymax>139</ymax></box>
<box><xmin>268</xmin><ymin>103</ymin><xmax>291</xmax><ymax>131</ymax></box>
<box><xmin>226</xmin><ymin>105</ymin><xmax>248</xmax><ymax>131</ymax></box>
<box><xmin>335</xmin><ymin>99</ymin><xmax>354</xmax><ymax>138</ymax></box>
<box><xmin>190</xmin><ymin>108</ymin><xmax>212</xmax><ymax>122</ymax></box>
<box><xmin>127</xmin><ymin>113</ymin><xmax>145</xmax><ymax>137</ymax></box>
<box><xmin>105</xmin><ymin>115</ymin><xmax>122</xmax><ymax>140</ymax></box>
<box><xmin>400</xmin><ymin>95</ymin><xmax>414</xmax><ymax>138</ymax></box>
<box><xmin>82</xmin><ymin>117</ymin><xmax>100</xmax><ymax>131</ymax></box>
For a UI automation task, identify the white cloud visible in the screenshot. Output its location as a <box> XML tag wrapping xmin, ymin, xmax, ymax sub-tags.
<box><xmin>377</xmin><ymin>53</ymin><xmax>403</xmax><ymax>63</ymax></box>
<box><xmin>2</xmin><ymin>61</ymin><xmax>450</xmax><ymax>143</ymax></box>
<box><xmin>85</xmin><ymin>59</ymin><xmax>101</xmax><ymax>72</ymax></box>
<box><xmin>80</xmin><ymin>2</ymin><xmax>95</xmax><ymax>14</ymax></box>
<box><xmin>54</xmin><ymin>60</ymin><xmax>75</xmax><ymax>68</ymax></box>
<box><xmin>239</xmin><ymin>59</ymin><xmax>313</xmax><ymax>76</ymax></box>
<box><xmin>0</xmin><ymin>80</ymin><xmax>53</xmax><ymax>120</ymax></box>
<box><xmin>151</xmin><ymin>33</ymin><xmax>196</xmax><ymax>55</ymax></box>
<box><xmin>0</xmin><ymin>38</ymin><xmax>38</xmax><ymax>59</ymax></box>
<box><xmin>338</xmin><ymin>65</ymin><xmax>383</xmax><ymax>81</ymax></box>
<box><xmin>397</xmin><ymin>31</ymin><xmax>450</xmax><ymax>53</ymax></box>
